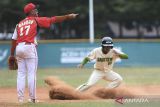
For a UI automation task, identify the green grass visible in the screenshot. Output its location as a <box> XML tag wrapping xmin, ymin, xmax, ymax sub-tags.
<box><xmin>1</xmin><ymin>67</ymin><xmax>160</xmax><ymax>87</ymax></box>
<box><xmin>0</xmin><ymin>67</ymin><xmax>160</xmax><ymax>107</ymax></box>
<box><xmin>2</xmin><ymin>100</ymin><xmax>160</xmax><ymax>107</ymax></box>
<box><xmin>1</xmin><ymin>101</ymin><xmax>114</xmax><ymax>107</ymax></box>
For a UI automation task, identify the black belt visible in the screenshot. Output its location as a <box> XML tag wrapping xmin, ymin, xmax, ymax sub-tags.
<box><xmin>25</xmin><ymin>42</ymin><xmax>31</xmax><ymax>45</ymax></box>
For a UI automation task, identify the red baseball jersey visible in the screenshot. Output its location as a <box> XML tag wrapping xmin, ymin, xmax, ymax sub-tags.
<box><xmin>16</xmin><ymin>16</ymin><xmax>56</xmax><ymax>44</ymax></box>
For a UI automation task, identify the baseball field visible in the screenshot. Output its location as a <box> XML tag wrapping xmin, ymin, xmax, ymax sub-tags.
<box><xmin>0</xmin><ymin>67</ymin><xmax>160</xmax><ymax>107</ymax></box>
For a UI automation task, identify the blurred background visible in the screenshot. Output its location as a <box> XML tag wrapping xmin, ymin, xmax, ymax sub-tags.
<box><xmin>0</xmin><ymin>0</ymin><xmax>160</xmax><ymax>68</ymax></box>
<box><xmin>1</xmin><ymin>0</ymin><xmax>160</xmax><ymax>40</ymax></box>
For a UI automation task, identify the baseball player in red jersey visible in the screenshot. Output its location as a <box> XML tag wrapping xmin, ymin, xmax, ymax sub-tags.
<box><xmin>9</xmin><ymin>3</ymin><xmax>78</xmax><ymax>103</ymax></box>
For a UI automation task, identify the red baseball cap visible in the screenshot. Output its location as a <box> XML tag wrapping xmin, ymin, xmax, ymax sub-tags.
<box><xmin>24</xmin><ymin>3</ymin><xmax>36</xmax><ymax>14</ymax></box>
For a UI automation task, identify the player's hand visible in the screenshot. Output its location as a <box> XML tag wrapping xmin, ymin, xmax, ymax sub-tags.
<box><xmin>67</xmin><ymin>13</ymin><xmax>79</xmax><ymax>19</ymax></box>
<box><xmin>8</xmin><ymin>56</ymin><xmax>18</xmax><ymax>70</ymax></box>
<box><xmin>77</xmin><ymin>64</ymin><xmax>84</xmax><ymax>69</ymax></box>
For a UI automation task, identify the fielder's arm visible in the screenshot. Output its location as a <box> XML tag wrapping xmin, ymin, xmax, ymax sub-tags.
<box><xmin>10</xmin><ymin>39</ymin><xmax>17</xmax><ymax>56</ymax></box>
<box><xmin>35</xmin><ymin>13</ymin><xmax>78</xmax><ymax>28</ymax></box>
<box><xmin>55</xmin><ymin>13</ymin><xmax>78</xmax><ymax>23</ymax></box>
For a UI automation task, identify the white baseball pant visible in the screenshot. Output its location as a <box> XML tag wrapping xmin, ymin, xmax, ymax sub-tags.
<box><xmin>76</xmin><ymin>69</ymin><xmax>123</xmax><ymax>92</ymax></box>
<box><xmin>16</xmin><ymin>42</ymin><xmax>38</xmax><ymax>101</ymax></box>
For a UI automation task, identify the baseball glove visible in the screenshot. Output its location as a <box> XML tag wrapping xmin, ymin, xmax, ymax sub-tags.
<box><xmin>8</xmin><ymin>56</ymin><xmax>18</xmax><ymax>70</ymax></box>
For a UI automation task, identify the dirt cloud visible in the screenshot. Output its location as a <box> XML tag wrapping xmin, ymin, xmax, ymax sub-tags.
<box><xmin>45</xmin><ymin>76</ymin><xmax>99</xmax><ymax>100</ymax></box>
<box><xmin>44</xmin><ymin>76</ymin><xmax>155</xmax><ymax>100</ymax></box>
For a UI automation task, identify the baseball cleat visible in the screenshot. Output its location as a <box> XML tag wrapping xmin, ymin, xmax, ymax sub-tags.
<box><xmin>28</xmin><ymin>99</ymin><xmax>39</xmax><ymax>103</ymax></box>
<box><xmin>18</xmin><ymin>99</ymin><xmax>24</xmax><ymax>103</ymax></box>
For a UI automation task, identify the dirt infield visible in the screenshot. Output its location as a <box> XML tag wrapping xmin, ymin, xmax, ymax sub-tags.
<box><xmin>44</xmin><ymin>76</ymin><xmax>160</xmax><ymax>100</ymax></box>
<box><xmin>0</xmin><ymin>76</ymin><xmax>160</xmax><ymax>104</ymax></box>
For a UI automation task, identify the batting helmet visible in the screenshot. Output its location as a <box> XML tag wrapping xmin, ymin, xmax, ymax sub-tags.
<box><xmin>101</xmin><ymin>37</ymin><xmax>113</xmax><ymax>47</ymax></box>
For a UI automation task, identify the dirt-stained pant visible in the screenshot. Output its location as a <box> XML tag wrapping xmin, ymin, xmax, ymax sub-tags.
<box><xmin>76</xmin><ymin>69</ymin><xmax>123</xmax><ymax>92</ymax></box>
<box><xmin>16</xmin><ymin>42</ymin><xmax>38</xmax><ymax>101</ymax></box>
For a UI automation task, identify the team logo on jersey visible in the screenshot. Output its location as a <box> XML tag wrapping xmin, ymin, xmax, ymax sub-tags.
<box><xmin>97</xmin><ymin>58</ymin><xmax>113</xmax><ymax>65</ymax></box>
<box><xmin>18</xmin><ymin>20</ymin><xmax>34</xmax><ymax>27</ymax></box>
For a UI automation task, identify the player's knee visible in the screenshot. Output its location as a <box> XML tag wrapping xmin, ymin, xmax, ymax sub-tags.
<box><xmin>118</xmin><ymin>76</ymin><xmax>123</xmax><ymax>82</ymax></box>
<box><xmin>116</xmin><ymin>77</ymin><xmax>123</xmax><ymax>86</ymax></box>
<box><xmin>107</xmin><ymin>76</ymin><xmax>123</xmax><ymax>88</ymax></box>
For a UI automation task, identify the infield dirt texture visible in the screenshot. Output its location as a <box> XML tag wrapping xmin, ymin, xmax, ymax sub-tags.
<box><xmin>0</xmin><ymin>67</ymin><xmax>160</xmax><ymax>107</ymax></box>
<box><xmin>0</xmin><ymin>76</ymin><xmax>160</xmax><ymax>104</ymax></box>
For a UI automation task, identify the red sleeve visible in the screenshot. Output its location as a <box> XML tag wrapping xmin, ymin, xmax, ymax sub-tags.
<box><xmin>35</xmin><ymin>17</ymin><xmax>56</xmax><ymax>28</ymax></box>
<box><xmin>51</xmin><ymin>17</ymin><xmax>56</xmax><ymax>23</ymax></box>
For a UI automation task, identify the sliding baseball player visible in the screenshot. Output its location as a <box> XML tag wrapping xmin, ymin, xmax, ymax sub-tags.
<box><xmin>76</xmin><ymin>37</ymin><xmax>128</xmax><ymax>92</ymax></box>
